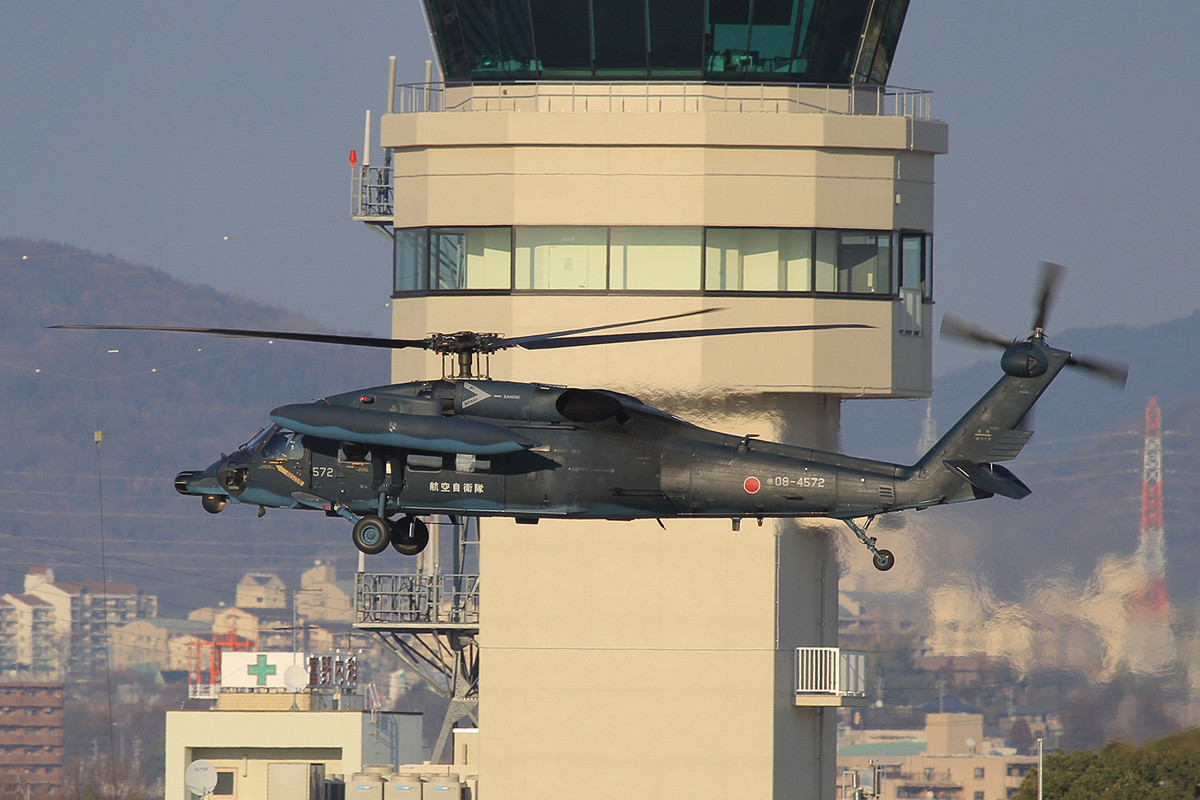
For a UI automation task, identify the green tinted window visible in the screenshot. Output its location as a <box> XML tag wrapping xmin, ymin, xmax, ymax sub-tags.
<box><xmin>530</xmin><ymin>0</ymin><xmax>592</xmax><ymax>76</ymax></box>
<box><xmin>396</xmin><ymin>226</ymin><xmax>924</xmax><ymax>297</ymax></box>
<box><xmin>595</xmin><ymin>0</ymin><xmax>648</xmax><ymax>75</ymax></box>
<box><xmin>610</xmin><ymin>228</ymin><xmax>702</xmax><ymax>290</ymax></box>
<box><xmin>422</xmin><ymin>0</ymin><xmax>903</xmax><ymax>83</ymax></box>
<box><xmin>854</xmin><ymin>0</ymin><xmax>910</xmax><ymax>84</ymax></box>
<box><xmin>900</xmin><ymin>232</ymin><xmax>925</xmax><ymax>293</ymax></box>
<box><xmin>515</xmin><ymin>227</ymin><xmax>608</xmax><ymax>289</ymax></box>
<box><xmin>648</xmin><ymin>0</ymin><xmax>704</xmax><ymax>75</ymax></box>
<box><xmin>394</xmin><ymin>229</ymin><xmax>429</xmax><ymax>292</ymax></box>
<box><xmin>705</xmin><ymin>228</ymin><xmax>812</xmax><ymax>291</ymax></box>
<box><xmin>431</xmin><ymin>228</ymin><xmax>512</xmax><ymax>290</ymax></box>
<box><xmin>837</xmin><ymin>232</ymin><xmax>891</xmax><ymax>294</ymax></box>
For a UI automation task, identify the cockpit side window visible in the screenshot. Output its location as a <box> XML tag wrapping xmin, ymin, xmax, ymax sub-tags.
<box><xmin>262</xmin><ymin>432</ymin><xmax>305</xmax><ymax>461</ymax></box>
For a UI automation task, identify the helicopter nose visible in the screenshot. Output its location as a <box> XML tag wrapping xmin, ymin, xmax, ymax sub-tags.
<box><xmin>174</xmin><ymin>471</ymin><xmax>199</xmax><ymax>495</ymax></box>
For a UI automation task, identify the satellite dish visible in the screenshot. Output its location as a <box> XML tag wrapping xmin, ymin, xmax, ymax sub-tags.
<box><xmin>184</xmin><ymin>759</ymin><xmax>218</xmax><ymax>797</ymax></box>
<box><xmin>284</xmin><ymin>664</ymin><xmax>309</xmax><ymax>692</ymax></box>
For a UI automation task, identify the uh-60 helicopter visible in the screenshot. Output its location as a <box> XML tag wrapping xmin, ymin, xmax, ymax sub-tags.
<box><xmin>56</xmin><ymin>263</ymin><xmax>1125</xmax><ymax>571</ymax></box>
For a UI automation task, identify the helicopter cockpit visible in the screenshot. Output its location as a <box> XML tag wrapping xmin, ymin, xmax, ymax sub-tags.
<box><xmin>241</xmin><ymin>425</ymin><xmax>305</xmax><ymax>461</ymax></box>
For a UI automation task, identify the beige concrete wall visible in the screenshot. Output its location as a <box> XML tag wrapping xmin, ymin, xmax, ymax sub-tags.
<box><xmin>164</xmin><ymin>710</ymin><xmax>420</xmax><ymax>800</ymax></box>
<box><xmin>388</xmin><ymin>294</ymin><xmax>931</xmax><ymax>400</ymax></box>
<box><xmin>380</xmin><ymin>91</ymin><xmax>941</xmax><ymax>401</ymax></box>
<box><xmin>382</xmin><ymin>109</ymin><xmax>944</xmax><ymax>232</ymax></box>
<box><xmin>477</xmin><ymin>517</ymin><xmax>840</xmax><ymax>799</ymax></box>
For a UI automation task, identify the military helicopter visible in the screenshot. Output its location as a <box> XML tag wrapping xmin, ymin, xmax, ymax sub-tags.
<box><xmin>55</xmin><ymin>263</ymin><xmax>1124</xmax><ymax>570</ymax></box>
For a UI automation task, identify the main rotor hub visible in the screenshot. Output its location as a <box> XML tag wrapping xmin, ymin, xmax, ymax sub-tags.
<box><xmin>425</xmin><ymin>331</ymin><xmax>505</xmax><ymax>356</ymax></box>
<box><xmin>425</xmin><ymin>331</ymin><xmax>505</xmax><ymax>379</ymax></box>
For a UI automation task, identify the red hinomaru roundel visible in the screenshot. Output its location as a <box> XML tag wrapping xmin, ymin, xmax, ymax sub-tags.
<box><xmin>743</xmin><ymin>476</ymin><xmax>761</xmax><ymax>494</ymax></box>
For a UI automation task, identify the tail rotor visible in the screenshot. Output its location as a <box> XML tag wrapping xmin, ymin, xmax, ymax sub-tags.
<box><xmin>941</xmin><ymin>262</ymin><xmax>1128</xmax><ymax>388</ymax></box>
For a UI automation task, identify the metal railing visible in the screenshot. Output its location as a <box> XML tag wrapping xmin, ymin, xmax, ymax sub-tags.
<box><xmin>351</xmin><ymin>163</ymin><xmax>393</xmax><ymax>219</ymax></box>
<box><xmin>187</xmin><ymin>683</ymin><xmax>220</xmax><ymax>700</ymax></box>
<box><xmin>898</xmin><ymin>287</ymin><xmax>924</xmax><ymax>336</ymax></box>
<box><xmin>354</xmin><ymin>571</ymin><xmax>479</xmax><ymax>628</ymax></box>
<box><xmin>390</xmin><ymin>81</ymin><xmax>934</xmax><ymax>120</ymax></box>
<box><xmin>795</xmin><ymin>647</ymin><xmax>866</xmax><ymax>698</ymax></box>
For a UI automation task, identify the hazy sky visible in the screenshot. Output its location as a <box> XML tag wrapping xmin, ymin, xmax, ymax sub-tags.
<box><xmin>4</xmin><ymin>1</ymin><xmax>1198</xmax><ymax>373</ymax></box>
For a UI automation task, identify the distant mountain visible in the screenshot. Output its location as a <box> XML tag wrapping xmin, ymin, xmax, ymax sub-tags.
<box><xmin>0</xmin><ymin>237</ymin><xmax>389</xmax><ymax>611</ymax></box>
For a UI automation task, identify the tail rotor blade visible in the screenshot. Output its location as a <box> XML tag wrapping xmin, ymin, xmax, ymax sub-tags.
<box><xmin>1068</xmin><ymin>354</ymin><xmax>1129</xmax><ymax>388</ymax></box>
<box><xmin>1033</xmin><ymin>261</ymin><xmax>1065</xmax><ymax>332</ymax></box>
<box><xmin>940</xmin><ymin>314</ymin><xmax>1012</xmax><ymax>349</ymax></box>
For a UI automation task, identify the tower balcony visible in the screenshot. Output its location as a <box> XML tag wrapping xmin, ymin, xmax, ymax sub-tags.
<box><xmin>386</xmin><ymin>80</ymin><xmax>935</xmax><ymax>119</ymax></box>
<box><xmin>795</xmin><ymin>646</ymin><xmax>868</xmax><ymax>707</ymax></box>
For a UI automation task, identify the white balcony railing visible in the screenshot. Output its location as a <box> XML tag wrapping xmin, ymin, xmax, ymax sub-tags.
<box><xmin>795</xmin><ymin>647</ymin><xmax>867</xmax><ymax>706</ymax></box>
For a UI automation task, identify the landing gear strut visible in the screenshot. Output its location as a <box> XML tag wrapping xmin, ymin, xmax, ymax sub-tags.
<box><xmin>843</xmin><ymin>517</ymin><xmax>895</xmax><ymax>572</ymax></box>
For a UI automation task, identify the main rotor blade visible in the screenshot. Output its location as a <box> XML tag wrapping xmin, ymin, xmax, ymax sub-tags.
<box><xmin>939</xmin><ymin>314</ymin><xmax>1012</xmax><ymax>349</ymax></box>
<box><xmin>514</xmin><ymin>322</ymin><xmax>871</xmax><ymax>350</ymax></box>
<box><xmin>1033</xmin><ymin>261</ymin><xmax>1065</xmax><ymax>332</ymax></box>
<box><xmin>499</xmin><ymin>308</ymin><xmax>723</xmax><ymax>349</ymax></box>
<box><xmin>1068</xmin><ymin>353</ymin><xmax>1129</xmax><ymax>388</ymax></box>
<box><xmin>49</xmin><ymin>324</ymin><xmax>431</xmax><ymax>350</ymax></box>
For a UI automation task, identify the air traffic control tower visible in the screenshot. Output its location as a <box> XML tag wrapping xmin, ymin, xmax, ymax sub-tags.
<box><xmin>355</xmin><ymin>1</ymin><xmax>946</xmax><ymax>796</ymax></box>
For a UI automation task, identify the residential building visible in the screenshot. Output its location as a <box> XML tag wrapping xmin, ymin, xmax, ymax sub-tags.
<box><xmin>0</xmin><ymin>682</ymin><xmax>64</xmax><ymax>791</ymax></box>
<box><xmin>0</xmin><ymin>595</ymin><xmax>59</xmax><ymax>676</ymax></box>
<box><xmin>21</xmin><ymin>568</ymin><xmax>156</xmax><ymax>674</ymax></box>
<box><xmin>234</xmin><ymin>573</ymin><xmax>286</xmax><ymax>609</ymax></box>
<box><xmin>839</xmin><ymin>713</ymin><xmax>1039</xmax><ymax>800</ymax></box>
<box><xmin>295</xmin><ymin>561</ymin><xmax>354</xmax><ymax>623</ymax></box>
<box><xmin>110</xmin><ymin>617</ymin><xmax>213</xmax><ymax>672</ymax></box>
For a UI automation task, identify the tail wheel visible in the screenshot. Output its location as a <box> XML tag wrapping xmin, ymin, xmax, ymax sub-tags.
<box><xmin>391</xmin><ymin>516</ymin><xmax>430</xmax><ymax>556</ymax></box>
<box><xmin>872</xmin><ymin>549</ymin><xmax>896</xmax><ymax>572</ymax></box>
<box><xmin>352</xmin><ymin>515</ymin><xmax>391</xmax><ymax>555</ymax></box>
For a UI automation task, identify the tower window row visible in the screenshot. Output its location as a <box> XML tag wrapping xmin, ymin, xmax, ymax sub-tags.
<box><xmin>394</xmin><ymin>226</ymin><xmax>930</xmax><ymax>298</ymax></box>
<box><xmin>423</xmin><ymin>0</ymin><xmax>909</xmax><ymax>84</ymax></box>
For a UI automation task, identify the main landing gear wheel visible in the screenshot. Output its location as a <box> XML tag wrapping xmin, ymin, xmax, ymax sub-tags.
<box><xmin>391</xmin><ymin>516</ymin><xmax>430</xmax><ymax>556</ymax></box>
<box><xmin>352</xmin><ymin>515</ymin><xmax>392</xmax><ymax>555</ymax></box>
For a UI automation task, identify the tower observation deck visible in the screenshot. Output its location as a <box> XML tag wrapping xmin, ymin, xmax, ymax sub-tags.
<box><xmin>353</xmin><ymin>0</ymin><xmax>943</xmax><ymax>796</ymax></box>
<box><xmin>423</xmin><ymin>0</ymin><xmax>908</xmax><ymax>85</ymax></box>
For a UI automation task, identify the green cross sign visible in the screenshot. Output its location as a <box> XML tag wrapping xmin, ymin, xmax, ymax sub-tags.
<box><xmin>247</xmin><ymin>653</ymin><xmax>277</xmax><ymax>686</ymax></box>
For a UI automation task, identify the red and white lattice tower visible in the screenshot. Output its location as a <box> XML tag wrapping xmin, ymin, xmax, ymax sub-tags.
<box><xmin>1126</xmin><ymin>398</ymin><xmax>1174</xmax><ymax>674</ymax></box>
<box><xmin>1132</xmin><ymin>398</ymin><xmax>1167</xmax><ymax>612</ymax></box>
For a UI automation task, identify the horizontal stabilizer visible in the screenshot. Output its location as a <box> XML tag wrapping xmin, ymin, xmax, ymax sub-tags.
<box><xmin>944</xmin><ymin>459</ymin><xmax>1032</xmax><ymax>500</ymax></box>
<box><xmin>981</xmin><ymin>429</ymin><xmax>1034</xmax><ymax>462</ymax></box>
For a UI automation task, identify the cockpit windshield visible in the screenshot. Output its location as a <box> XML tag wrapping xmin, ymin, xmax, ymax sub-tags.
<box><xmin>238</xmin><ymin>425</ymin><xmax>305</xmax><ymax>460</ymax></box>
<box><xmin>240</xmin><ymin>425</ymin><xmax>280</xmax><ymax>453</ymax></box>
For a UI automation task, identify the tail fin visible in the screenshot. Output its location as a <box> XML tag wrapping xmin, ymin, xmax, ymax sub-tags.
<box><xmin>902</xmin><ymin>344</ymin><xmax>1072</xmax><ymax>504</ymax></box>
